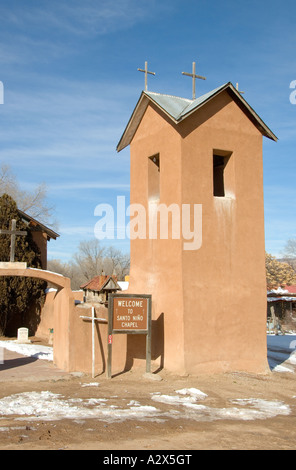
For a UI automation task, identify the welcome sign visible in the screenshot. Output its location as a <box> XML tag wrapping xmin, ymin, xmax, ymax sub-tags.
<box><xmin>107</xmin><ymin>293</ymin><xmax>152</xmax><ymax>378</ymax></box>
<box><xmin>112</xmin><ymin>297</ymin><xmax>148</xmax><ymax>331</ymax></box>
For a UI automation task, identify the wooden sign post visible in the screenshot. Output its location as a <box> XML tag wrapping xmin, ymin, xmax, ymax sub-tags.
<box><xmin>107</xmin><ymin>293</ymin><xmax>152</xmax><ymax>379</ymax></box>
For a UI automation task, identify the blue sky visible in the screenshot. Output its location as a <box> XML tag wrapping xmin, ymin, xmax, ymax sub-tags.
<box><xmin>0</xmin><ymin>0</ymin><xmax>295</xmax><ymax>261</ymax></box>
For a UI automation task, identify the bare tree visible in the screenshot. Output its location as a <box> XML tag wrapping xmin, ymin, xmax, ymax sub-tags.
<box><xmin>103</xmin><ymin>246</ymin><xmax>130</xmax><ymax>276</ymax></box>
<box><xmin>47</xmin><ymin>259</ymin><xmax>83</xmax><ymax>290</ymax></box>
<box><xmin>0</xmin><ymin>163</ymin><xmax>56</xmax><ymax>227</ymax></box>
<box><xmin>283</xmin><ymin>238</ymin><xmax>296</xmax><ymax>258</ymax></box>
<box><xmin>48</xmin><ymin>239</ymin><xmax>130</xmax><ymax>290</ymax></box>
<box><xmin>282</xmin><ymin>239</ymin><xmax>296</xmax><ymax>271</ymax></box>
<box><xmin>73</xmin><ymin>239</ymin><xmax>106</xmax><ymax>282</ymax></box>
<box><xmin>0</xmin><ymin>164</ymin><xmax>18</xmax><ymax>194</ymax></box>
<box><xmin>47</xmin><ymin>259</ymin><xmax>73</xmax><ymax>278</ymax></box>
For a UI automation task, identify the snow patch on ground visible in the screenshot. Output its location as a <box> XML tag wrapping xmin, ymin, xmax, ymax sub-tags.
<box><xmin>150</xmin><ymin>389</ymin><xmax>291</xmax><ymax>422</ymax></box>
<box><xmin>0</xmin><ymin>391</ymin><xmax>162</xmax><ymax>424</ymax></box>
<box><xmin>81</xmin><ymin>382</ymin><xmax>100</xmax><ymax>387</ymax></box>
<box><xmin>0</xmin><ymin>335</ymin><xmax>294</xmax><ymax>425</ymax></box>
<box><xmin>0</xmin><ymin>389</ymin><xmax>290</xmax><ymax>425</ymax></box>
<box><xmin>151</xmin><ymin>387</ymin><xmax>207</xmax><ymax>406</ymax></box>
<box><xmin>0</xmin><ymin>340</ymin><xmax>53</xmax><ymax>361</ymax></box>
<box><xmin>267</xmin><ymin>334</ymin><xmax>296</xmax><ymax>373</ymax></box>
<box><xmin>176</xmin><ymin>388</ymin><xmax>208</xmax><ymax>399</ymax></box>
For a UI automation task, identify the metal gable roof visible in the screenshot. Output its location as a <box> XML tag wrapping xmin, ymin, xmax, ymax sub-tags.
<box><xmin>145</xmin><ymin>83</ymin><xmax>228</xmax><ymax>121</ymax></box>
<box><xmin>144</xmin><ymin>92</ymin><xmax>192</xmax><ymax>121</ymax></box>
<box><xmin>116</xmin><ymin>82</ymin><xmax>278</xmax><ymax>152</ymax></box>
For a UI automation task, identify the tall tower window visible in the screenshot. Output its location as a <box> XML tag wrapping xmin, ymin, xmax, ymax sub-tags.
<box><xmin>213</xmin><ymin>150</ymin><xmax>233</xmax><ymax>197</ymax></box>
<box><xmin>148</xmin><ymin>153</ymin><xmax>160</xmax><ymax>201</ymax></box>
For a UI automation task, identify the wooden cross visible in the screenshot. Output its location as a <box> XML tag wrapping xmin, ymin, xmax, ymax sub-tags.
<box><xmin>80</xmin><ymin>307</ymin><xmax>108</xmax><ymax>378</ymax></box>
<box><xmin>236</xmin><ymin>82</ymin><xmax>245</xmax><ymax>94</ymax></box>
<box><xmin>137</xmin><ymin>61</ymin><xmax>155</xmax><ymax>91</ymax></box>
<box><xmin>0</xmin><ymin>219</ymin><xmax>27</xmax><ymax>262</ymax></box>
<box><xmin>182</xmin><ymin>61</ymin><xmax>206</xmax><ymax>99</ymax></box>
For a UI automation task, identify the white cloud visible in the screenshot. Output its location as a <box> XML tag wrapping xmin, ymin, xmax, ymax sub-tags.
<box><xmin>0</xmin><ymin>77</ymin><xmax>134</xmax><ymax>177</ymax></box>
<box><xmin>0</xmin><ymin>0</ymin><xmax>160</xmax><ymax>38</ymax></box>
<box><xmin>49</xmin><ymin>182</ymin><xmax>129</xmax><ymax>191</ymax></box>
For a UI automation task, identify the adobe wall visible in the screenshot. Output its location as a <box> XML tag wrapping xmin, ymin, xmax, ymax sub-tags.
<box><xmin>65</xmin><ymin>304</ymin><xmax>127</xmax><ymax>375</ymax></box>
<box><xmin>126</xmin><ymin>91</ymin><xmax>269</xmax><ymax>375</ymax></box>
<box><xmin>29</xmin><ymin>282</ymin><xmax>127</xmax><ymax>376</ymax></box>
<box><xmin>31</xmin><ymin>232</ymin><xmax>48</xmax><ymax>270</ymax></box>
<box><xmin>0</xmin><ymin>266</ymin><xmax>125</xmax><ymax>376</ymax></box>
<box><xmin>35</xmin><ymin>290</ymin><xmax>56</xmax><ymax>340</ymax></box>
<box><xmin>41</xmin><ymin>290</ymin><xmax>127</xmax><ymax>375</ymax></box>
<box><xmin>36</xmin><ymin>289</ymin><xmax>84</xmax><ymax>341</ymax></box>
<box><xmin>128</xmin><ymin>103</ymin><xmax>186</xmax><ymax>373</ymax></box>
<box><xmin>179</xmin><ymin>91</ymin><xmax>268</xmax><ymax>374</ymax></box>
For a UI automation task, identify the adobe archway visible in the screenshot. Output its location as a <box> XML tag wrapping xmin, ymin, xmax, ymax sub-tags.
<box><xmin>0</xmin><ymin>266</ymin><xmax>75</xmax><ymax>371</ymax></box>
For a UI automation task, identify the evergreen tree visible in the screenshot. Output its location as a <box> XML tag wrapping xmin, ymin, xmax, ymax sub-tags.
<box><xmin>0</xmin><ymin>194</ymin><xmax>46</xmax><ymax>335</ymax></box>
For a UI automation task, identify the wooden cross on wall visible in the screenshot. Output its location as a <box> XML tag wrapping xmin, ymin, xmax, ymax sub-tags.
<box><xmin>182</xmin><ymin>61</ymin><xmax>206</xmax><ymax>99</ymax></box>
<box><xmin>80</xmin><ymin>307</ymin><xmax>108</xmax><ymax>378</ymax></box>
<box><xmin>0</xmin><ymin>219</ymin><xmax>27</xmax><ymax>262</ymax></box>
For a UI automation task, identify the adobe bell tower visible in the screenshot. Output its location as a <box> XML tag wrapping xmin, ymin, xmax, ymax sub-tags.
<box><xmin>117</xmin><ymin>82</ymin><xmax>277</xmax><ymax>375</ymax></box>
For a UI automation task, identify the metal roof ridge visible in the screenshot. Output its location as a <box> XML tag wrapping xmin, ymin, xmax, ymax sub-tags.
<box><xmin>145</xmin><ymin>90</ymin><xmax>193</xmax><ymax>103</ymax></box>
<box><xmin>178</xmin><ymin>83</ymin><xmax>229</xmax><ymax>119</ymax></box>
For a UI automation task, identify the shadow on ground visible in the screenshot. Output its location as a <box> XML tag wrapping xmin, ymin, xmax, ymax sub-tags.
<box><xmin>267</xmin><ymin>334</ymin><xmax>296</xmax><ymax>372</ymax></box>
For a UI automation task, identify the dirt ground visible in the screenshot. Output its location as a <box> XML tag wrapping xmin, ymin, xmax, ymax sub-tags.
<box><xmin>0</xmin><ymin>337</ymin><xmax>296</xmax><ymax>451</ymax></box>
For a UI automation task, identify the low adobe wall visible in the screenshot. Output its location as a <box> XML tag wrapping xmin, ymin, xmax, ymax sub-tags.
<box><xmin>35</xmin><ymin>290</ymin><xmax>55</xmax><ymax>340</ymax></box>
<box><xmin>40</xmin><ymin>291</ymin><xmax>161</xmax><ymax>376</ymax></box>
<box><xmin>36</xmin><ymin>289</ymin><xmax>84</xmax><ymax>342</ymax></box>
<box><xmin>0</xmin><ymin>266</ymin><xmax>150</xmax><ymax>376</ymax></box>
<box><xmin>67</xmin><ymin>303</ymin><xmax>127</xmax><ymax>376</ymax></box>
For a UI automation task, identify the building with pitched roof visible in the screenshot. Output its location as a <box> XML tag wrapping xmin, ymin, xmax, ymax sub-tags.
<box><xmin>117</xmin><ymin>81</ymin><xmax>277</xmax><ymax>375</ymax></box>
<box><xmin>80</xmin><ymin>274</ymin><xmax>121</xmax><ymax>304</ymax></box>
<box><xmin>117</xmin><ymin>83</ymin><xmax>277</xmax><ymax>151</ymax></box>
<box><xmin>267</xmin><ymin>285</ymin><xmax>296</xmax><ymax>333</ymax></box>
<box><xmin>17</xmin><ymin>209</ymin><xmax>59</xmax><ymax>270</ymax></box>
